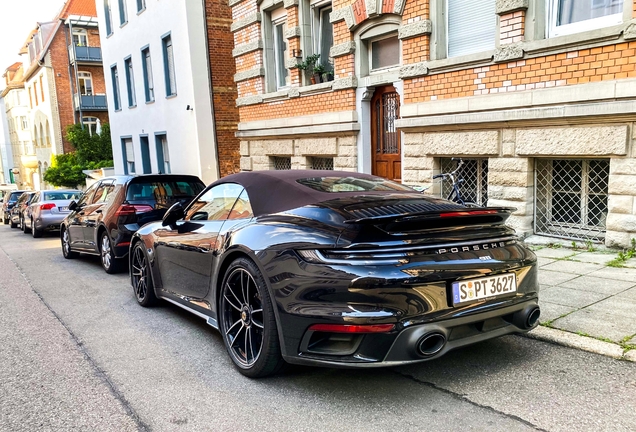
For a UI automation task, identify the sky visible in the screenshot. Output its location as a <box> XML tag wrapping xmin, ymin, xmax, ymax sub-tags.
<box><xmin>0</xmin><ymin>0</ymin><xmax>66</xmax><ymax>82</ymax></box>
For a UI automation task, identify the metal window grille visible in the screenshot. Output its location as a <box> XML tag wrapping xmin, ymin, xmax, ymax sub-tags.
<box><xmin>439</xmin><ymin>158</ymin><xmax>489</xmax><ymax>205</ymax></box>
<box><xmin>272</xmin><ymin>157</ymin><xmax>291</xmax><ymax>170</ymax></box>
<box><xmin>310</xmin><ymin>157</ymin><xmax>333</xmax><ymax>170</ymax></box>
<box><xmin>535</xmin><ymin>159</ymin><xmax>609</xmax><ymax>242</ymax></box>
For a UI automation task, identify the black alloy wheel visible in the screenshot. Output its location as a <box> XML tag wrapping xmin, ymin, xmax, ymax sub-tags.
<box><xmin>31</xmin><ymin>219</ymin><xmax>42</xmax><ymax>238</ymax></box>
<box><xmin>131</xmin><ymin>242</ymin><xmax>157</xmax><ymax>307</ymax></box>
<box><xmin>100</xmin><ymin>231</ymin><xmax>122</xmax><ymax>274</ymax></box>
<box><xmin>61</xmin><ymin>227</ymin><xmax>79</xmax><ymax>259</ymax></box>
<box><xmin>220</xmin><ymin>258</ymin><xmax>284</xmax><ymax>378</ymax></box>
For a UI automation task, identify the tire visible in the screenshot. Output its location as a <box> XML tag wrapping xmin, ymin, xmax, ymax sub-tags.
<box><xmin>61</xmin><ymin>227</ymin><xmax>79</xmax><ymax>259</ymax></box>
<box><xmin>100</xmin><ymin>231</ymin><xmax>123</xmax><ymax>274</ymax></box>
<box><xmin>131</xmin><ymin>242</ymin><xmax>157</xmax><ymax>307</ymax></box>
<box><xmin>31</xmin><ymin>219</ymin><xmax>42</xmax><ymax>237</ymax></box>
<box><xmin>21</xmin><ymin>217</ymin><xmax>28</xmax><ymax>234</ymax></box>
<box><xmin>219</xmin><ymin>258</ymin><xmax>284</xmax><ymax>378</ymax></box>
<box><xmin>10</xmin><ymin>218</ymin><xmax>17</xmax><ymax>228</ymax></box>
<box><xmin>2</xmin><ymin>214</ymin><xmax>8</xmax><ymax>225</ymax></box>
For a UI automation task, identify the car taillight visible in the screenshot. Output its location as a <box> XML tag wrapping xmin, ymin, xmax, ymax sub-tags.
<box><xmin>308</xmin><ymin>324</ymin><xmax>395</xmax><ymax>333</ymax></box>
<box><xmin>40</xmin><ymin>203</ymin><xmax>56</xmax><ymax>210</ymax></box>
<box><xmin>115</xmin><ymin>204</ymin><xmax>154</xmax><ymax>217</ymax></box>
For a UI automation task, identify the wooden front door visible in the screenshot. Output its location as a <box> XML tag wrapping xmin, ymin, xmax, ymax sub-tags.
<box><xmin>371</xmin><ymin>85</ymin><xmax>401</xmax><ymax>182</ymax></box>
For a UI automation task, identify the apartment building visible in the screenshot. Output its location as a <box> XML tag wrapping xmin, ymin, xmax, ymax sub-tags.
<box><xmin>95</xmin><ymin>0</ymin><xmax>240</xmax><ymax>184</ymax></box>
<box><xmin>1</xmin><ymin>64</ymin><xmax>30</xmax><ymax>186</ymax></box>
<box><xmin>231</xmin><ymin>0</ymin><xmax>636</xmax><ymax>247</ymax></box>
<box><xmin>13</xmin><ymin>0</ymin><xmax>110</xmax><ymax>189</ymax></box>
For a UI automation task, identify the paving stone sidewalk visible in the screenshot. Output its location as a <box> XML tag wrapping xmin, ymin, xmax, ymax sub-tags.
<box><xmin>527</xmin><ymin>241</ymin><xmax>636</xmax><ymax>361</ymax></box>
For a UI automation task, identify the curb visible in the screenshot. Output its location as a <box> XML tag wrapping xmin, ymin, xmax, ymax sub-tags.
<box><xmin>524</xmin><ymin>326</ymin><xmax>635</xmax><ymax>362</ymax></box>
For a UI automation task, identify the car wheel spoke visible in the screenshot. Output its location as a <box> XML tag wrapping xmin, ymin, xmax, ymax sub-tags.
<box><xmin>247</xmin><ymin>326</ymin><xmax>255</xmax><ymax>361</ymax></box>
<box><xmin>225</xmin><ymin>318</ymin><xmax>243</xmax><ymax>336</ymax></box>
<box><xmin>227</xmin><ymin>282</ymin><xmax>243</xmax><ymax>308</ymax></box>
<box><xmin>223</xmin><ymin>294</ymin><xmax>242</xmax><ymax>312</ymax></box>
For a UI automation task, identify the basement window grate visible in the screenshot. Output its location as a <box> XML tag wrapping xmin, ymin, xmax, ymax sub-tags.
<box><xmin>272</xmin><ymin>157</ymin><xmax>291</xmax><ymax>170</ymax></box>
<box><xmin>439</xmin><ymin>158</ymin><xmax>489</xmax><ymax>206</ymax></box>
<box><xmin>310</xmin><ymin>157</ymin><xmax>334</xmax><ymax>170</ymax></box>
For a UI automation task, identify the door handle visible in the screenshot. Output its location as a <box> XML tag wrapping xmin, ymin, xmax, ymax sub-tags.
<box><xmin>198</xmin><ymin>243</ymin><xmax>211</xmax><ymax>253</ymax></box>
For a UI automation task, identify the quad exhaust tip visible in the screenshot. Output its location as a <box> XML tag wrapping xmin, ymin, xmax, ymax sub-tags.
<box><xmin>417</xmin><ymin>332</ymin><xmax>446</xmax><ymax>357</ymax></box>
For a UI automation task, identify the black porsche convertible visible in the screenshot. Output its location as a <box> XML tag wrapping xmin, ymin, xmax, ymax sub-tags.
<box><xmin>130</xmin><ymin>170</ymin><xmax>540</xmax><ymax>377</ymax></box>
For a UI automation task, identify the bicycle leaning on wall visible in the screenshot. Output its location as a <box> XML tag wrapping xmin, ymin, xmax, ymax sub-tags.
<box><xmin>433</xmin><ymin>158</ymin><xmax>480</xmax><ymax>207</ymax></box>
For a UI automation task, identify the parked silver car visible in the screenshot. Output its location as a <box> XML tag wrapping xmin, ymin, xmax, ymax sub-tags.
<box><xmin>25</xmin><ymin>190</ymin><xmax>81</xmax><ymax>237</ymax></box>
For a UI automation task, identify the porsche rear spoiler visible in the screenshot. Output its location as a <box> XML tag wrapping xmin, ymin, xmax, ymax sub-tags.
<box><xmin>344</xmin><ymin>207</ymin><xmax>515</xmax><ymax>225</ymax></box>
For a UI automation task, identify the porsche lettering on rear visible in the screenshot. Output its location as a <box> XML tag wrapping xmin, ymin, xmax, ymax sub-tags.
<box><xmin>437</xmin><ymin>241</ymin><xmax>506</xmax><ymax>255</ymax></box>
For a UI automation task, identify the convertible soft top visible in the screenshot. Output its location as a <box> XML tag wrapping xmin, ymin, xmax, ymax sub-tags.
<box><xmin>209</xmin><ymin>170</ymin><xmax>421</xmax><ymax>217</ymax></box>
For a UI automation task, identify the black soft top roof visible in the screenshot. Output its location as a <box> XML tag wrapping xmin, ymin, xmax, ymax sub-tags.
<box><xmin>210</xmin><ymin>170</ymin><xmax>420</xmax><ymax>216</ymax></box>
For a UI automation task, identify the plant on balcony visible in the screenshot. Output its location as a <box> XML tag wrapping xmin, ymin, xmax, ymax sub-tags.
<box><xmin>44</xmin><ymin>123</ymin><xmax>114</xmax><ymax>188</ymax></box>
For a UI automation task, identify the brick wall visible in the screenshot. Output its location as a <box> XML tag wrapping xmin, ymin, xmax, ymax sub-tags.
<box><xmin>206</xmin><ymin>0</ymin><xmax>241</xmax><ymax>177</ymax></box>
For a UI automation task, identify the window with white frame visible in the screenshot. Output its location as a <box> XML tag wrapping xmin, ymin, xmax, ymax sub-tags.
<box><xmin>122</xmin><ymin>138</ymin><xmax>135</xmax><ymax>174</ymax></box>
<box><xmin>124</xmin><ymin>57</ymin><xmax>136</xmax><ymax>107</ymax></box>
<box><xmin>118</xmin><ymin>0</ymin><xmax>128</xmax><ymax>25</ymax></box>
<box><xmin>111</xmin><ymin>65</ymin><xmax>121</xmax><ymax>111</ymax></box>
<box><xmin>137</xmin><ymin>0</ymin><xmax>146</xmax><ymax>12</ymax></box>
<box><xmin>72</xmin><ymin>28</ymin><xmax>88</xmax><ymax>46</ymax></box>
<box><xmin>78</xmin><ymin>72</ymin><xmax>93</xmax><ymax>95</ymax></box>
<box><xmin>370</xmin><ymin>34</ymin><xmax>400</xmax><ymax>71</ymax></box>
<box><xmin>162</xmin><ymin>34</ymin><xmax>177</xmax><ymax>96</ymax></box>
<box><xmin>311</xmin><ymin>0</ymin><xmax>333</xmax><ymax>71</ymax></box>
<box><xmin>83</xmin><ymin>117</ymin><xmax>99</xmax><ymax>136</ymax></box>
<box><xmin>104</xmin><ymin>0</ymin><xmax>113</xmax><ymax>35</ymax></box>
<box><xmin>447</xmin><ymin>0</ymin><xmax>496</xmax><ymax>58</ymax></box>
<box><xmin>155</xmin><ymin>134</ymin><xmax>170</xmax><ymax>173</ymax></box>
<box><xmin>271</xmin><ymin>9</ymin><xmax>289</xmax><ymax>90</ymax></box>
<box><xmin>548</xmin><ymin>0</ymin><xmax>623</xmax><ymax>37</ymax></box>
<box><xmin>141</xmin><ymin>47</ymin><xmax>155</xmax><ymax>102</ymax></box>
<box><xmin>20</xmin><ymin>116</ymin><xmax>28</xmax><ymax>130</ymax></box>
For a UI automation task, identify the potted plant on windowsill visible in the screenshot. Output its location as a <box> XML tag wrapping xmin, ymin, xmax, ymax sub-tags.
<box><xmin>313</xmin><ymin>63</ymin><xmax>326</xmax><ymax>84</ymax></box>
<box><xmin>322</xmin><ymin>70</ymin><xmax>334</xmax><ymax>82</ymax></box>
<box><xmin>291</xmin><ymin>54</ymin><xmax>320</xmax><ymax>84</ymax></box>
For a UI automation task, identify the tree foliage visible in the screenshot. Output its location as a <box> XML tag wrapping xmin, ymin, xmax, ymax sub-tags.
<box><xmin>44</xmin><ymin>123</ymin><xmax>114</xmax><ymax>188</ymax></box>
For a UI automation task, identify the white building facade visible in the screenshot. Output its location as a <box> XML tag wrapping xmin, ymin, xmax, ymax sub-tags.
<box><xmin>95</xmin><ymin>0</ymin><xmax>220</xmax><ymax>184</ymax></box>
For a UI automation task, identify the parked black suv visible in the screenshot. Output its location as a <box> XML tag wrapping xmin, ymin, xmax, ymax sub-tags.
<box><xmin>60</xmin><ymin>174</ymin><xmax>205</xmax><ymax>273</ymax></box>
<box><xmin>2</xmin><ymin>190</ymin><xmax>29</xmax><ymax>225</ymax></box>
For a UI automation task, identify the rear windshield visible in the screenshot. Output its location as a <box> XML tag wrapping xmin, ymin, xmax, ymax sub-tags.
<box><xmin>296</xmin><ymin>177</ymin><xmax>414</xmax><ymax>193</ymax></box>
<box><xmin>44</xmin><ymin>191</ymin><xmax>80</xmax><ymax>201</ymax></box>
<box><xmin>8</xmin><ymin>192</ymin><xmax>23</xmax><ymax>201</ymax></box>
<box><xmin>126</xmin><ymin>180</ymin><xmax>205</xmax><ymax>203</ymax></box>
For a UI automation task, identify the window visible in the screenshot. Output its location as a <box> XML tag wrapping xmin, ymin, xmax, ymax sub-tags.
<box><xmin>91</xmin><ymin>180</ymin><xmax>115</xmax><ymax>204</ymax></box>
<box><xmin>20</xmin><ymin>116</ymin><xmax>28</xmax><ymax>130</ymax></box>
<box><xmin>310</xmin><ymin>157</ymin><xmax>333</xmax><ymax>170</ymax></box>
<box><xmin>311</xmin><ymin>1</ymin><xmax>333</xmax><ymax>71</ymax></box>
<box><xmin>272</xmin><ymin>156</ymin><xmax>291</xmax><ymax>170</ymax></box>
<box><xmin>185</xmin><ymin>183</ymin><xmax>245</xmax><ymax>221</ymax></box>
<box><xmin>104</xmin><ymin>0</ymin><xmax>113</xmax><ymax>35</ymax></box>
<box><xmin>122</xmin><ymin>138</ymin><xmax>135</xmax><ymax>174</ymax></box>
<box><xmin>76</xmin><ymin>182</ymin><xmax>100</xmax><ymax>207</ymax></box>
<box><xmin>124</xmin><ymin>57</ymin><xmax>136</xmax><ymax>107</ymax></box>
<box><xmin>45</xmin><ymin>120</ymin><xmax>51</xmax><ymax>145</ymax></box>
<box><xmin>39</xmin><ymin>76</ymin><xmax>45</xmax><ymax>102</ymax></box>
<box><xmin>447</xmin><ymin>0</ymin><xmax>496</xmax><ymax>57</ymax></box>
<box><xmin>137</xmin><ymin>0</ymin><xmax>146</xmax><ymax>12</ymax></box>
<box><xmin>78</xmin><ymin>72</ymin><xmax>93</xmax><ymax>95</ymax></box>
<box><xmin>270</xmin><ymin>9</ymin><xmax>289</xmax><ymax>90</ymax></box>
<box><xmin>111</xmin><ymin>66</ymin><xmax>121</xmax><ymax>110</ymax></box>
<box><xmin>141</xmin><ymin>47</ymin><xmax>154</xmax><ymax>102</ymax></box>
<box><xmin>297</xmin><ymin>176</ymin><xmax>413</xmax><ymax>193</ymax></box>
<box><xmin>549</xmin><ymin>0</ymin><xmax>623</xmax><ymax>37</ymax></box>
<box><xmin>140</xmin><ymin>136</ymin><xmax>151</xmax><ymax>174</ymax></box>
<box><xmin>82</xmin><ymin>117</ymin><xmax>99</xmax><ymax>136</ymax></box>
<box><xmin>28</xmin><ymin>87</ymin><xmax>33</xmax><ymax>108</ymax></box>
<box><xmin>155</xmin><ymin>134</ymin><xmax>170</xmax><ymax>173</ymax></box>
<box><xmin>118</xmin><ymin>0</ymin><xmax>128</xmax><ymax>25</ymax></box>
<box><xmin>162</xmin><ymin>34</ymin><xmax>177</xmax><ymax>96</ymax></box>
<box><xmin>34</xmin><ymin>82</ymin><xmax>39</xmax><ymax>105</ymax></box>
<box><xmin>370</xmin><ymin>35</ymin><xmax>399</xmax><ymax>71</ymax></box>
<box><xmin>535</xmin><ymin>159</ymin><xmax>609</xmax><ymax>242</ymax></box>
<box><xmin>439</xmin><ymin>158</ymin><xmax>489</xmax><ymax>206</ymax></box>
<box><xmin>72</xmin><ymin>28</ymin><xmax>88</xmax><ymax>46</ymax></box>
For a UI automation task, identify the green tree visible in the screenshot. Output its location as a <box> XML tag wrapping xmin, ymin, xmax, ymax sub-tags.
<box><xmin>44</xmin><ymin>123</ymin><xmax>114</xmax><ymax>188</ymax></box>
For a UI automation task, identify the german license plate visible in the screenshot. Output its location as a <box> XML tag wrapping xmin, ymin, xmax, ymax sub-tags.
<box><xmin>60</xmin><ymin>206</ymin><xmax>68</xmax><ymax>211</ymax></box>
<box><xmin>452</xmin><ymin>273</ymin><xmax>517</xmax><ymax>305</ymax></box>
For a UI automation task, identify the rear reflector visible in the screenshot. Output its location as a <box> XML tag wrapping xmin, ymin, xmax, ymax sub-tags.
<box><xmin>439</xmin><ymin>210</ymin><xmax>498</xmax><ymax>218</ymax></box>
<box><xmin>308</xmin><ymin>323</ymin><xmax>395</xmax><ymax>333</ymax></box>
<box><xmin>115</xmin><ymin>204</ymin><xmax>153</xmax><ymax>217</ymax></box>
<box><xmin>40</xmin><ymin>203</ymin><xmax>56</xmax><ymax>210</ymax></box>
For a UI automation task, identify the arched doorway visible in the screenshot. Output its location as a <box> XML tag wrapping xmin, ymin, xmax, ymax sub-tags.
<box><xmin>370</xmin><ymin>85</ymin><xmax>401</xmax><ymax>182</ymax></box>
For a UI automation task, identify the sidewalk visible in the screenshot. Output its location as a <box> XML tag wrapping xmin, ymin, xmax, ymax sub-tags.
<box><xmin>524</xmin><ymin>236</ymin><xmax>636</xmax><ymax>362</ymax></box>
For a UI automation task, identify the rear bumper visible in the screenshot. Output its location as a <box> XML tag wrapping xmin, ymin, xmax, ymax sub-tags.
<box><xmin>35</xmin><ymin>213</ymin><xmax>68</xmax><ymax>230</ymax></box>
<box><xmin>284</xmin><ymin>299</ymin><xmax>539</xmax><ymax>367</ymax></box>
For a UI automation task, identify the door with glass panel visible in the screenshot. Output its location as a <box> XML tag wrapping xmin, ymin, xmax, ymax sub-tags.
<box><xmin>371</xmin><ymin>85</ymin><xmax>401</xmax><ymax>182</ymax></box>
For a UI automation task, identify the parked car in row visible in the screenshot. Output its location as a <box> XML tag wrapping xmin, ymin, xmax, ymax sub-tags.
<box><xmin>61</xmin><ymin>174</ymin><xmax>206</xmax><ymax>274</ymax></box>
<box><xmin>129</xmin><ymin>170</ymin><xmax>540</xmax><ymax>377</ymax></box>
<box><xmin>22</xmin><ymin>190</ymin><xmax>81</xmax><ymax>237</ymax></box>
<box><xmin>2</xmin><ymin>190</ymin><xmax>29</xmax><ymax>225</ymax></box>
<box><xmin>9</xmin><ymin>191</ymin><xmax>35</xmax><ymax>229</ymax></box>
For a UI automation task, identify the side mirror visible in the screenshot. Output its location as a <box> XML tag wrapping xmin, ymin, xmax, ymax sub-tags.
<box><xmin>68</xmin><ymin>200</ymin><xmax>78</xmax><ymax>211</ymax></box>
<box><xmin>162</xmin><ymin>202</ymin><xmax>185</xmax><ymax>227</ymax></box>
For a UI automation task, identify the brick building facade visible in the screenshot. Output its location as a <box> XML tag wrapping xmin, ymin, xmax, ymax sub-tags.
<box><xmin>231</xmin><ymin>0</ymin><xmax>636</xmax><ymax>247</ymax></box>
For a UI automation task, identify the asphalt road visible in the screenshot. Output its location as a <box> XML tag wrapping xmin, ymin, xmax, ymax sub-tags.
<box><xmin>1</xmin><ymin>225</ymin><xmax>635</xmax><ymax>432</ymax></box>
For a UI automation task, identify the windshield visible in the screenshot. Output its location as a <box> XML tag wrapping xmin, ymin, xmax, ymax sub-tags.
<box><xmin>296</xmin><ymin>177</ymin><xmax>414</xmax><ymax>193</ymax></box>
